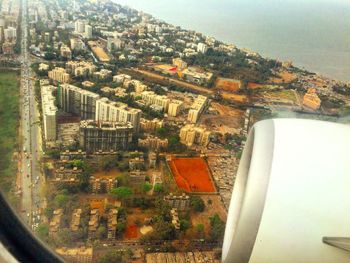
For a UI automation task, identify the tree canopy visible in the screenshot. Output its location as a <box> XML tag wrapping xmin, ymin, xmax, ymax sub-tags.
<box><xmin>110</xmin><ymin>187</ymin><xmax>133</xmax><ymax>200</ymax></box>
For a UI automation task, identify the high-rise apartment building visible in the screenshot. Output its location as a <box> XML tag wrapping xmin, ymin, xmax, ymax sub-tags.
<box><xmin>141</xmin><ymin>91</ymin><xmax>170</xmax><ymax>111</ymax></box>
<box><xmin>75</xmin><ymin>20</ymin><xmax>85</xmax><ymax>33</ymax></box>
<box><xmin>168</xmin><ymin>100</ymin><xmax>183</xmax><ymax>117</ymax></box>
<box><xmin>58</xmin><ymin>84</ymin><xmax>100</xmax><ymax>119</ymax></box>
<box><xmin>41</xmin><ymin>85</ymin><xmax>58</xmax><ymax>142</ymax></box>
<box><xmin>79</xmin><ymin>120</ymin><xmax>133</xmax><ymax>153</ymax></box>
<box><xmin>187</xmin><ymin>95</ymin><xmax>208</xmax><ymax>123</ymax></box>
<box><xmin>95</xmin><ymin>98</ymin><xmax>141</xmax><ymax>132</ymax></box>
<box><xmin>179</xmin><ymin>124</ymin><xmax>211</xmax><ymax>147</ymax></box>
<box><xmin>197</xmin><ymin>42</ymin><xmax>208</xmax><ymax>54</ymax></box>
<box><xmin>85</xmin><ymin>24</ymin><xmax>92</xmax><ymax>39</ymax></box>
<box><xmin>48</xmin><ymin>67</ymin><xmax>70</xmax><ymax>83</ymax></box>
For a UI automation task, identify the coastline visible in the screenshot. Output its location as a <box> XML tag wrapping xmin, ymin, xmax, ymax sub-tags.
<box><xmin>114</xmin><ymin>0</ymin><xmax>350</xmax><ymax>83</ymax></box>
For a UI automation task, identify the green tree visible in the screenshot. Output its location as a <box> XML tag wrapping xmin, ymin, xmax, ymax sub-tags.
<box><xmin>117</xmin><ymin>161</ymin><xmax>129</xmax><ymax>172</ymax></box>
<box><xmin>110</xmin><ymin>187</ymin><xmax>133</xmax><ymax>204</ymax></box>
<box><xmin>209</xmin><ymin>214</ymin><xmax>225</xmax><ymax>242</ymax></box>
<box><xmin>180</xmin><ymin>219</ymin><xmax>190</xmax><ymax>231</ymax></box>
<box><xmin>155</xmin><ymin>127</ymin><xmax>168</xmax><ymax>138</ymax></box>
<box><xmin>71</xmin><ymin>160</ymin><xmax>84</xmax><ymax>169</ymax></box>
<box><xmin>36</xmin><ymin>224</ymin><xmax>49</xmax><ymax>240</ymax></box>
<box><xmin>116</xmin><ymin>222</ymin><xmax>126</xmax><ymax>236</ymax></box>
<box><xmin>102</xmin><ymin>157</ymin><xmax>116</xmax><ymax>171</ymax></box>
<box><xmin>141</xmin><ymin>182</ymin><xmax>152</xmax><ymax>193</ymax></box>
<box><xmin>196</xmin><ymin>223</ymin><xmax>205</xmax><ymax>238</ymax></box>
<box><xmin>54</xmin><ymin>193</ymin><xmax>69</xmax><ymax>208</ymax></box>
<box><xmin>191</xmin><ymin>196</ymin><xmax>205</xmax><ymax>212</ymax></box>
<box><xmin>97</xmin><ymin>250</ymin><xmax>132</xmax><ymax>263</ymax></box>
<box><xmin>116</xmin><ymin>173</ymin><xmax>130</xmax><ymax>187</ymax></box>
<box><xmin>96</xmin><ymin>225</ymin><xmax>107</xmax><ymax>239</ymax></box>
<box><xmin>154</xmin><ymin>183</ymin><xmax>164</xmax><ymax>194</ymax></box>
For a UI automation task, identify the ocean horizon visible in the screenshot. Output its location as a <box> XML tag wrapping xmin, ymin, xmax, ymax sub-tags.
<box><xmin>114</xmin><ymin>0</ymin><xmax>350</xmax><ymax>82</ymax></box>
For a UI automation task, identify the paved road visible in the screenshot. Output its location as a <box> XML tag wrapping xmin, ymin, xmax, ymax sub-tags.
<box><xmin>19</xmin><ymin>0</ymin><xmax>43</xmax><ymax>230</ymax></box>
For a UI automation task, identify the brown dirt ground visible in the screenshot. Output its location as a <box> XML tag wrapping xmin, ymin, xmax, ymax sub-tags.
<box><xmin>190</xmin><ymin>195</ymin><xmax>227</xmax><ymax>236</ymax></box>
<box><xmin>215</xmin><ymin>78</ymin><xmax>242</xmax><ymax>92</ymax></box>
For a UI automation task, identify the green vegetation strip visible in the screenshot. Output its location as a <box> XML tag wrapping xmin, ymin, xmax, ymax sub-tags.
<box><xmin>0</xmin><ymin>72</ymin><xmax>19</xmax><ymax>194</ymax></box>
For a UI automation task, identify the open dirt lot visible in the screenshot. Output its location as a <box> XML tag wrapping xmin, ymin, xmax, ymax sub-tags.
<box><xmin>269</xmin><ymin>71</ymin><xmax>297</xmax><ymax>84</ymax></box>
<box><xmin>190</xmin><ymin>195</ymin><xmax>227</xmax><ymax>236</ymax></box>
<box><xmin>221</xmin><ymin>92</ymin><xmax>249</xmax><ymax>103</ymax></box>
<box><xmin>215</xmin><ymin>77</ymin><xmax>241</xmax><ymax>92</ymax></box>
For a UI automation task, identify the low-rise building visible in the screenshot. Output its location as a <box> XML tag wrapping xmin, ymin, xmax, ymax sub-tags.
<box><xmin>39</xmin><ymin>63</ymin><xmax>49</xmax><ymax>71</ymax></box>
<box><xmin>52</xmin><ymin>166</ymin><xmax>81</xmax><ymax>185</ymax></box>
<box><xmin>107</xmin><ymin>209</ymin><xmax>118</xmax><ymax>239</ymax></box>
<box><xmin>56</xmin><ymin>247</ymin><xmax>93</xmax><ymax>263</ymax></box>
<box><xmin>70</xmin><ymin>209</ymin><xmax>82</xmax><ymax>232</ymax></box>
<box><xmin>170</xmin><ymin>208</ymin><xmax>180</xmax><ymax>230</ymax></box>
<box><xmin>164</xmin><ymin>193</ymin><xmax>190</xmax><ymax>211</ymax></box>
<box><xmin>138</xmin><ymin>136</ymin><xmax>168</xmax><ymax>151</ymax></box>
<box><xmin>2</xmin><ymin>41</ymin><xmax>14</xmax><ymax>55</ymax></box>
<box><xmin>113</xmin><ymin>74</ymin><xmax>131</xmax><ymax>85</ymax></box>
<box><xmin>82</xmin><ymin>81</ymin><xmax>95</xmax><ymax>89</ymax></box>
<box><xmin>49</xmin><ymin>209</ymin><xmax>63</xmax><ymax>236</ymax></box>
<box><xmin>149</xmin><ymin>152</ymin><xmax>157</xmax><ymax>168</ymax></box>
<box><xmin>181</xmin><ymin>67</ymin><xmax>213</xmax><ymax>85</ymax></box>
<box><xmin>60</xmin><ymin>149</ymin><xmax>87</xmax><ymax>161</ymax></box>
<box><xmin>129</xmin><ymin>156</ymin><xmax>145</xmax><ymax>170</ymax></box>
<box><xmin>93</xmin><ymin>69</ymin><xmax>112</xmax><ymax>80</ymax></box>
<box><xmin>88</xmin><ymin>209</ymin><xmax>99</xmax><ymax>239</ymax></box>
<box><xmin>90</xmin><ymin>176</ymin><xmax>117</xmax><ymax>194</ymax></box>
<box><xmin>60</xmin><ymin>44</ymin><xmax>72</xmax><ymax>59</ymax></box>
<box><xmin>129</xmin><ymin>170</ymin><xmax>146</xmax><ymax>185</ymax></box>
<box><xmin>172</xmin><ymin>58</ymin><xmax>187</xmax><ymax>70</ymax></box>
<box><xmin>140</xmin><ymin>118</ymin><xmax>164</xmax><ymax>132</ymax></box>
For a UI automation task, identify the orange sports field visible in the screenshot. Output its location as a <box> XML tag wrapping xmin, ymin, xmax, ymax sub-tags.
<box><xmin>169</xmin><ymin>157</ymin><xmax>216</xmax><ymax>193</ymax></box>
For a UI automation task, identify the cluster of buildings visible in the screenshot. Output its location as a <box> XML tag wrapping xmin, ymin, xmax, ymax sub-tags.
<box><xmin>74</xmin><ymin>20</ymin><xmax>93</xmax><ymax>39</ymax></box>
<box><xmin>179</xmin><ymin>124</ymin><xmax>211</xmax><ymax>147</ymax></box>
<box><xmin>41</xmin><ymin>81</ymin><xmax>142</xmax><ymax>153</ymax></box>
<box><xmin>0</xmin><ymin>2</ymin><xmax>18</xmax><ymax>55</ymax></box>
<box><xmin>66</xmin><ymin>61</ymin><xmax>96</xmax><ymax>77</ymax></box>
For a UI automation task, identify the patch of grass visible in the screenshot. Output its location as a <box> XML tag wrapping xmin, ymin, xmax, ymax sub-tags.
<box><xmin>0</xmin><ymin>72</ymin><xmax>19</xmax><ymax>194</ymax></box>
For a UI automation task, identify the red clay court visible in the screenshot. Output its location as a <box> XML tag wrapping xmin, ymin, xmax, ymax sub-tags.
<box><xmin>169</xmin><ymin>157</ymin><xmax>216</xmax><ymax>193</ymax></box>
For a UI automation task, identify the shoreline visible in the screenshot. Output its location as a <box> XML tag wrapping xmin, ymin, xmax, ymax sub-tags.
<box><xmin>114</xmin><ymin>0</ymin><xmax>350</xmax><ymax>83</ymax></box>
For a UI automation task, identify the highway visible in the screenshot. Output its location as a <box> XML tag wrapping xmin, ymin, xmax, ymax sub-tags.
<box><xmin>19</xmin><ymin>0</ymin><xmax>44</xmax><ymax>231</ymax></box>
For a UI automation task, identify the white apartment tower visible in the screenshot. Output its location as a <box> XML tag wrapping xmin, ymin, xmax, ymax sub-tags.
<box><xmin>85</xmin><ymin>25</ymin><xmax>92</xmax><ymax>39</ymax></box>
<box><xmin>95</xmin><ymin>98</ymin><xmax>141</xmax><ymax>132</ymax></box>
<box><xmin>41</xmin><ymin>86</ymin><xmax>58</xmax><ymax>142</ymax></box>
